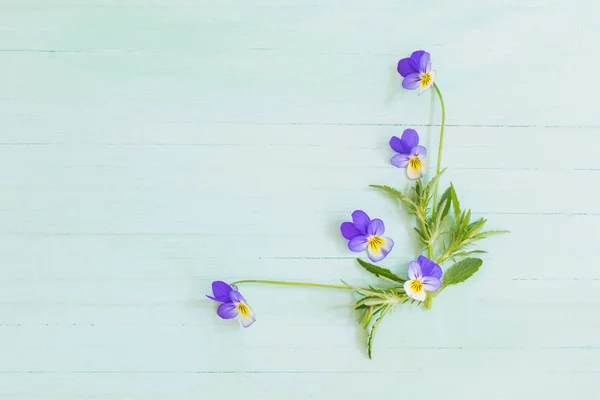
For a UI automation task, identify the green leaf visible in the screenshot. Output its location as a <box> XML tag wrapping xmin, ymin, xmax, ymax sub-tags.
<box><xmin>465</xmin><ymin>218</ymin><xmax>487</xmax><ymax>236</ymax></box>
<box><xmin>413</xmin><ymin>227</ymin><xmax>430</xmax><ymax>245</ymax></box>
<box><xmin>459</xmin><ymin>209</ymin><xmax>472</xmax><ymax>232</ymax></box>
<box><xmin>356</xmin><ymin>296</ymin><xmax>382</xmax><ymax>307</ymax></box>
<box><xmin>370</xmin><ymin>185</ymin><xmax>416</xmax><ymax>212</ymax></box>
<box><xmin>434</xmin><ymin>199</ymin><xmax>448</xmax><ymax>229</ymax></box>
<box><xmin>356</xmin><ymin>258</ymin><xmax>406</xmax><ymax>284</ymax></box>
<box><xmin>472</xmin><ymin>230</ymin><xmax>510</xmax><ymax>240</ymax></box>
<box><xmin>359</xmin><ymin>307</ymin><xmax>375</xmax><ymax>328</ymax></box>
<box><xmin>425</xmin><ymin>168</ymin><xmax>447</xmax><ymax>195</ymax></box>
<box><xmin>370</xmin><ymin>185</ymin><xmax>406</xmax><ymax>201</ymax></box>
<box><xmin>440</xmin><ymin>258</ymin><xmax>483</xmax><ymax>291</ymax></box>
<box><xmin>367</xmin><ymin>306</ymin><xmax>391</xmax><ymax>359</ymax></box>
<box><xmin>449</xmin><ymin>250</ymin><xmax>487</xmax><ymax>259</ymax></box>
<box><xmin>437</xmin><ymin>187</ymin><xmax>452</xmax><ymax>220</ymax></box>
<box><xmin>450</xmin><ymin>183</ymin><xmax>461</xmax><ymax>219</ymax></box>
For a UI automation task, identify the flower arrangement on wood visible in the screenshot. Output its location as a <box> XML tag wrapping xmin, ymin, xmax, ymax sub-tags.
<box><xmin>208</xmin><ymin>50</ymin><xmax>508</xmax><ymax>358</ymax></box>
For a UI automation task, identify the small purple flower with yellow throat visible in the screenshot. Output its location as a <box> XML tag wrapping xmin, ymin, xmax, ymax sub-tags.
<box><xmin>404</xmin><ymin>256</ymin><xmax>443</xmax><ymax>301</ymax></box>
<box><xmin>340</xmin><ymin>210</ymin><xmax>394</xmax><ymax>262</ymax></box>
<box><xmin>397</xmin><ymin>50</ymin><xmax>436</xmax><ymax>95</ymax></box>
<box><xmin>390</xmin><ymin>129</ymin><xmax>427</xmax><ymax>180</ymax></box>
<box><xmin>207</xmin><ymin>281</ymin><xmax>256</xmax><ymax>328</ymax></box>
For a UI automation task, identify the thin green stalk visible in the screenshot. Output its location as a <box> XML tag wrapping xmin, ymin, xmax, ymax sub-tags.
<box><xmin>431</xmin><ymin>83</ymin><xmax>446</xmax><ymax>217</ymax></box>
<box><xmin>231</xmin><ymin>279</ymin><xmax>354</xmax><ymax>291</ymax></box>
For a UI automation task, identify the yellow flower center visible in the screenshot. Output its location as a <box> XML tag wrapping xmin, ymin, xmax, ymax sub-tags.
<box><xmin>237</xmin><ymin>302</ymin><xmax>250</xmax><ymax>317</ymax></box>
<box><xmin>420</xmin><ymin>72</ymin><xmax>432</xmax><ymax>87</ymax></box>
<box><xmin>409</xmin><ymin>156</ymin><xmax>422</xmax><ymax>170</ymax></box>
<box><xmin>367</xmin><ymin>235</ymin><xmax>384</xmax><ymax>251</ymax></box>
<box><xmin>410</xmin><ymin>279</ymin><xmax>423</xmax><ymax>293</ymax></box>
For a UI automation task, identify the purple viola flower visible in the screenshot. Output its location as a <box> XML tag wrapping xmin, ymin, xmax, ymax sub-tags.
<box><xmin>207</xmin><ymin>281</ymin><xmax>256</xmax><ymax>328</ymax></box>
<box><xmin>340</xmin><ymin>210</ymin><xmax>394</xmax><ymax>262</ymax></box>
<box><xmin>403</xmin><ymin>256</ymin><xmax>443</xmax><ymax>301</ymax></box>
<box><xmin>397</xmin><ymin>50</ymin><xmax>436</xmax><ymax>95</ymax></box>
<box><xmin>389</xmin><ymin>129</ymin><xmax>427</xmax><ymax>180</ymax></box>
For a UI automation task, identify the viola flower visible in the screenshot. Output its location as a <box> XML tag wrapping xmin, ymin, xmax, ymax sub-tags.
<box><xmin>404</xmin><ymin>256</ymin><xmax>442</xmax><ymax>301</ymax></box>
<box><xmin>389</xmin><ymin>128</ymin><xmax>427</xmax><ymax>180</ymax></box>
<box><xmin>340</xmin><ymin>210</ymin><xmax>394</xmax><ymax>262</ymax></box>
<box><xmin>397</xmin><ymin>50</ymin><xmax>436</xmax><ymax>94</ymax></box>
<box><xmin>207</xmin><ymin>280</ymin><xmax>256</xmax><ymax>328</ymax></box>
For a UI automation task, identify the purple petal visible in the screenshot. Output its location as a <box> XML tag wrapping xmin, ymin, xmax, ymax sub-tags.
<box><xmin>417</xmin><ymin>51</ymin><xmax>431</xmax><ymax>73</ymax></box>
<box><xmin>217</xmin><ymin>302</ymin><xmax>238</xmax><ymax>319</ymax></box>
<box><xmin>410</xmin><ymin>50</ymin><xmax>426</xmax><ymax>69</ymax></box>
<box><xmin>397</xmin><ymin>57</ymin><xmax>418</xmax><ymax>77</ymax></box>
<box><xmin>340</xmin><ymin>221</ymin><xmax>361</xmax><ymax>240</ymax></box>
<box><xmin>390</xmin><ymin>136</ymin><xmax>411</xmax><ymax>154</ymax></box>
<box><xmin>229</xmin><ymin>290</ymin><xmax>247</xmax><ymax>303</ymax></box>
<box><xmin>351</xmin><ymin>210</ymin><xmax>370</xmax><ymax>235</ymax></box>
<box><xmin>401</xmin><ymin>129</ymin><xmax>419</xmax><ymax>150</ymax></box>
<box><xmin>366</xmin><ymin>236</ymin><xmax>394</xmax><ymax>262</ymax></box>
<box><xmin>367</xmin><ymin>218</ymin><xmax>385</xmax><ymax>236</ymax></box>
<box><xmin>207</xmin><ymin>281</ymin><xmax>233</xmax><ymax>302</ymax></box>
<box><xmin>417</xmin><ymin>255</ymin><xmax>443</xmax><ymax>279</ymax></box>
<box><xmin>411</xmin><ymin>145</ymin><xmax>427</xmax><ymax>158</ymax></box>
<box><xmin>422</xmin><ymin>276</ymin><xmax>442</xmax><ymax>292</ymax></box>
<box><xmin>348</xmin><ymin>235</ymin><xmax>368</xmax><ymax>252</ymax></box>
<box><xmin>391</xmin><ymin>153</ymin><xmax>410</xmax><ymax>168</ymax></box>
<box><xmin>407</xmin><ymin>260</ymin><xmax>423</xmax><ymax>280</ymax></box>
<box><xmin>402</xmin><ymin>73</ymin><xmax>421</xmax><ymax>90</ymax></box>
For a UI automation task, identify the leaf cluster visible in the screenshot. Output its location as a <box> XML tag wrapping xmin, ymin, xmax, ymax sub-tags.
<box><xmin>342</xmin><ymin>269</ymin><xmax>408</xmax><ymax>359</ymax></box>
<box><xmin>372</xmin><ymin>173</ymin><xmax>507</xmax><ymax>265</ymax></box>
<box><xmin>352</xmin><ymin>175</ymin><xmax>507</xmax><ymax>359</ymax></box>
<box><xmin>435</xmin><ymin>184</ymin><xmax>508</xmax><ymax>264</ymax></box>
<box><xmin>371</xmin><ymin>169</ymin><xmax>446</xmax><ymax>251</ymax></box>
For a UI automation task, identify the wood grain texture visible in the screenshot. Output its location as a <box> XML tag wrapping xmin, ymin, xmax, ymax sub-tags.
<box><xmin>1</xmin><ymin>0</ymin><xmax>599</xmax><ymax>398</ymax></box>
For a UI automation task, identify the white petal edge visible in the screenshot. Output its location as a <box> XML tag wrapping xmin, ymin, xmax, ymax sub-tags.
<box><xmin>406</xmin><ymin>161</ymin><xmax>425</xmax><ymax>180</ymax></box>
<box><xmin>238</xmin><ymin>304</ymin><xmax>256</xmax><ymax>328</ymax></box>
<box><xmin>404</xmin><ymin>279</ymin><xmax>426</xmax><ymax>301</ymax></box>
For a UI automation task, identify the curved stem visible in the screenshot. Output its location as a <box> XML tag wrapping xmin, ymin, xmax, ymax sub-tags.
<box><xmin>231</xmin><ymin>279</ymin><xmax>353</xmax><ymax>291</ymax></box>
<box><xmin>431</xmin><ymin>83</ymin><xmax>446</xmax><ymax>216</ymax></box>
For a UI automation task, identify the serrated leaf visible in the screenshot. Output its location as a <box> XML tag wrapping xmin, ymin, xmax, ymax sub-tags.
<box><xmin>459</xmin><ymin>209</ymin><xmax>472</xmax><ymax>232</ymax></box>
<box><xmin>371</xmin><ymin>185</ymin><xmax>416</xmax><ymax>212</ymax></box>
<box><xmin>471</xmin><ymin>230</ymin><xmax>510</xmax><ymax>240</ymax></box>
<box><xmin>367</xmin><ymin>306</ymin><xmax>391</xmax><ymax>359</ymax></box>
<box><xmin>450</xmin><ymin>183</ymin><xmax>461</xmax><ymax>219</ymax></box>
<box><xmin>413</xmin><ymin>227</ymin><xmax>430</xmax><ymax>246</ymax></box>
<box><xmin>465</xmin><ymin>218</ymin><xmax>487</xmax><ymax>236</ymax></box>
<box><xmin>356</xmin><ymin>258</ymin><xmax>406</xmax><ymax>284</ymax></box>
<box><xmin>413</xmin><ymin>227</ymin><xmax>427</xmax><ymax>240</ymax></box>
<box><xmin>370</xmin><ymin>185</ymin><xmax>406</xmax><ymax>201</ymax></box>
<box><xmin>437</xmin><ymin>187</ymin><xmax>452</xmax><ymax>220</ymax></box>
<box><xmin>414</xmin><ymin>180</ymin><xmax>424</xmax><ymax>199</ymax></box>
<box><xmin>425</xmin><ymin>168</ymin><xmax>447</xmax><ymax>195</ymax></box>
<box><xmin>439</xmin><ymin>258</ymin><xmax>483</xmax><ymax>292</ymax></box>
<box><xmin>449</xmin><ymin>250</ymin><xmax>487</xmax><ymax>259</ymax></box>
<box><xmin>434</xmin><ymin>199</ymin><xmax>448</xmax><ymax>229</ymax></box>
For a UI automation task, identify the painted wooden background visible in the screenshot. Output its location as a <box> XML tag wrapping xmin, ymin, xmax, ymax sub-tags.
<box><xmin>1</xmin><ymin>0</ymin><xmax>599</xmax><ymax>398</ymax></box>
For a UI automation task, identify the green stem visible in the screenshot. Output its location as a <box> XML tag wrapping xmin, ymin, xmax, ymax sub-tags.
<box><xmin>426</xmin><ymin>239</ymin><xmax>433</xmax><ymax>260</ymax></box>
<box><xmin>231</xmin><ymin>279</ymin><xmax>354</xmax><ymax>291</ymax></box>
<box><xmin>431</xmin><ymin>83</ymin><xmax>446</xmax><ymax>216</ymax></box>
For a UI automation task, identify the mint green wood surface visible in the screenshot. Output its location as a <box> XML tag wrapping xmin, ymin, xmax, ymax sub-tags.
<box><xmin>1</xmin><ymin>1</ymin><xmax>599</xmax><ymax>398</ymax></box>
